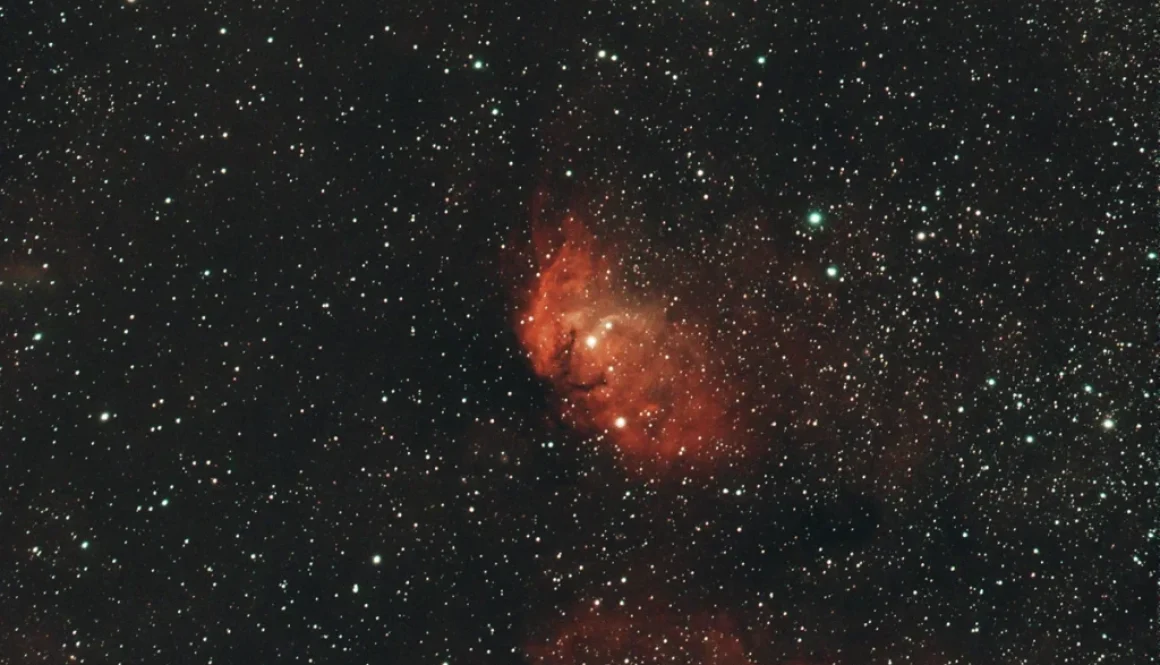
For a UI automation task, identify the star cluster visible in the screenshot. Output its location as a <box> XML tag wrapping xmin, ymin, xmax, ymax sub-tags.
<box><xmin>1</xmin><ymin>1</ymin><xmax>1155</xmax><ymax>664</ymax></box>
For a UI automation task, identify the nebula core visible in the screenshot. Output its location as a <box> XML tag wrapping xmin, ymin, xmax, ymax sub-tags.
<box><xmin>517</xmin><ymin>217</ymin><xmax>740</xmax><ymax>469</ymax></box>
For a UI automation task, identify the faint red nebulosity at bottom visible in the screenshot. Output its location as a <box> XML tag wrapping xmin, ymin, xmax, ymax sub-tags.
<box><xmin>526</xmin><ymin>604</ymin><xmax>755</xmax><ymax>665</ymax></box>
<box><xmin>516</xmin><ymin>216</ymin><xmax>739</xmax><ymax>470</ymax></box>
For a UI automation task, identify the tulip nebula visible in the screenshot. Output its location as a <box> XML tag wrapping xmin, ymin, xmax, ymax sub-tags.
<box><xmin>517</xmin><ymin>216</ymin><xmax>738</xmax><ymax>469</ymax></box>
<box><xmin>3</xmin><ymin>1</ymin><xmax>1149</xmax><ymax>664</ymax></box>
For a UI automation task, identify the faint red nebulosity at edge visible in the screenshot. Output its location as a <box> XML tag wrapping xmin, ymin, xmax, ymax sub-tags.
<box><xmin>526</xmin><ymin>604</ymin><xmax>755</xmax><ymax>665</ymax></box>
<box><xmin>516</xmin><ymin>215</ymin><xmax>741</xmax><ymax>470</ymax></box>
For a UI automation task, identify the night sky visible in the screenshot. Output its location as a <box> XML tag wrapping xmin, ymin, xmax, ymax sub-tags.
<box><xmin>2</xmin><ymin>2</ymin><xmax>1156</xmax><ymax>664</ymax></box>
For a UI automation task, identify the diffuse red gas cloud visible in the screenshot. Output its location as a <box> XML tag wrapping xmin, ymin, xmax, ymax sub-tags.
<box><xmin>526</xmin><ymin>603</ymin><xmax>755</xmax><ymax>665</ymax></box>
<box><xmin>516</xmin><ymin>216</ymin><xmax>741</xmax><ymax>469</ymax></box>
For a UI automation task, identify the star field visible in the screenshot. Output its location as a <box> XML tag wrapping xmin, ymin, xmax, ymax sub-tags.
<box><xmin>2</xmin><ymin>1</ymin><xmax>1156</xmax><ymax>664</ymax></box>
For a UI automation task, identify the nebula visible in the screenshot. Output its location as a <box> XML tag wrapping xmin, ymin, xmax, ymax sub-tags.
<box><xmin>527</xmin><ymin>603</ymin><xmax>755</xmax><ymax>665</ymax></box>
<box><xmin>0</xmin><ymin>258</ymin><xmax>49</xmax><ymax>292</ymax></box>
<box><xmin>516</xmin><ymin>216</ymin><xmax>740</xmax><ymax>470</ymax></box>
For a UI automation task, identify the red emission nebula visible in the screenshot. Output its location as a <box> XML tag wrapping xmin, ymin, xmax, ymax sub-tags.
<box><xmin>516</xmin><ymin>216</ymin><xmax>743</xmax><ymax>470</ymax></box>
<box><xmin>527</xmin><ymin>605</ymin><xmax>754</xmax><ymax>665</ymax></box>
